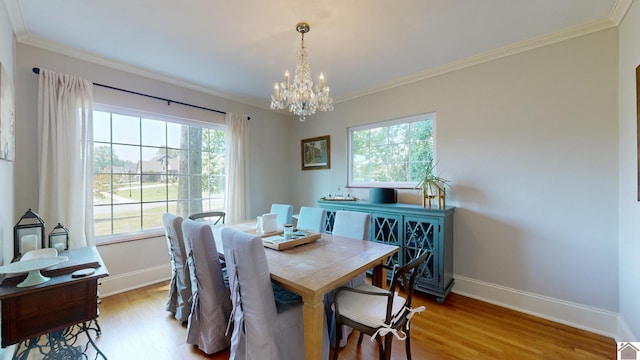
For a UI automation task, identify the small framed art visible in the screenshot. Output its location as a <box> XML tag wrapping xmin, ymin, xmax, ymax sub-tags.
<box><xmin>0</xmin><ymin>62</ymin><xmax>15</xmax><ymax>162</ymax></box>
<box><xmin>301</xmin><ymin>135</ymin><xmax>330</xmax><ymax>170</ymax></box>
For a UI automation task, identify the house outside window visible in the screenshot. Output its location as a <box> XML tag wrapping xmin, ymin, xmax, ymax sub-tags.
<box><xmin>92</xmin><ymin>108</ymin><xmax>225</xmax><ymax>241</ymax></box>
<box><xmin>348</xmin><ymin>113</ymin><xmax>435</xmax><ymax>188</ymax></box>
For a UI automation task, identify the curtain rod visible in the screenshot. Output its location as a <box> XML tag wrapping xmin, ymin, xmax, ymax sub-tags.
<box><xmin>32</xmin><ymin>67</ymin><xmax>249</xmax><ymax>120</ymax></box>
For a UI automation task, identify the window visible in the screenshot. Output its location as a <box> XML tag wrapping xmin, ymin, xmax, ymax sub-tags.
<box><xmin>92</xmin><ymin>108</ymin><xmax>225</xmax><ymax>239</ymax></box>
<box><xmin>348</xmin><ymin>113</ymin><xmax>434</xmax><ymax>187</ymax></box>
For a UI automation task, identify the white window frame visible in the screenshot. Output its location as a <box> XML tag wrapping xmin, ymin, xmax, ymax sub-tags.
<box><xmin>92</xmin><ymin>104</ymin><xmax>226</xmax><ymax>243</ymax></box>
<box><xmin>347</xmin><ymin>112</ymin><xmax>436</xmax><ymax>189</ymax></box>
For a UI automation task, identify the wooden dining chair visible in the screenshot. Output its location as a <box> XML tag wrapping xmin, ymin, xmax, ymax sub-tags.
<box><xmin>327</xmin><ymin>210</ymin><xmax>371</xmax><ymax>347</ymax></box>
<box><xmin>182</xmin><ymin>219</ymin><xmax>231</xmax><ymax>354</ymax></box>
<box><xmin>332</xmin><ymin>250</ymin><xmax>429</xmax><ymax>360</ymax></box>
<box><xmin>296</xmin><ymin>206</ymin><xmax>326</xmax><ymax>232</ymax></box>
<box><xmin>162</xmin><ymin>213</ymin><xmax>192</xmax><ymax>323</ymax></box>
<box><xmin>188</xmin><ymin>211</ymin><xmax>226</xmax><ymax>225</ymax></box>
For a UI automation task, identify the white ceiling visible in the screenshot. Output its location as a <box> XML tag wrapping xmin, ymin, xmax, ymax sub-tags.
<box><xmin>3</xmin><ymin>0</ymin><xmax>628</xmax><ymax>109</ymax></box>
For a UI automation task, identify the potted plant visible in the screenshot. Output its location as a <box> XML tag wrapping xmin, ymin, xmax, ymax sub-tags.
<box><xmin>416</xmin><ymin>160</ymin><xmax>451</xmax><ymax>209</ymax></box>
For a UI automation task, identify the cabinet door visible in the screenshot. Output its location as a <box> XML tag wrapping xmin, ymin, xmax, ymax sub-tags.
<box><xmin>323</xmin><ymin>210</ymin><xmax>337</xmax><ymax>233</ymax></box>
<box><xmin>404</xmin><ymin>216</ymin><xmax>440</xmax><ymax>290</ymax></box>
<box><xmin>370</xmin><ymin>212</ymin><xmax>402</xmax><ymax>268</ymax></box>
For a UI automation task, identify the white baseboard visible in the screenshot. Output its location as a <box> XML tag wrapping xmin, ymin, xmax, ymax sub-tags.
<box><xmin>617</xmin><ymin>314</ymin><xmax>639</xmax><ymax>342</ymax></box>
<box><xmin>99</xmin><ymin>264</ymin><xmax>171</xmax><ymax>298</ymax></box>
<box><xmin>452</xmin><ymin>275</ymin><xmax>618</xmax><ymax>339</ymax></box>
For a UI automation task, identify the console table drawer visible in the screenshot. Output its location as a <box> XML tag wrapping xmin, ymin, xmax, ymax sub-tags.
<box><xmin>2</xmin><ymin>280</ymin><xmax>99</xmax><ymax>346</ymax></box>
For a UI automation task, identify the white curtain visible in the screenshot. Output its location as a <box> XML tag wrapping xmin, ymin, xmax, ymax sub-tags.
<box><xmin>224</xmin><ymin>113</ymin><xmax>249</xmax><ymax>223</ymax></box>
<box><xmin>37</xmin><ymin>69</ymin><xmax>94</xmax><ymax>248</ymax></box>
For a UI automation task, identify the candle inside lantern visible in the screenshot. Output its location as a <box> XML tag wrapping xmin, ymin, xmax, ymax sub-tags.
<box><xmin>53</xmin><ymin>242</ymin><xmax>65</xmax><ymax>253</ymax></box>
<box><xmin>21</xmin><ymin>234</ymin><xmax>38</xmax><ymax>254</ymax></box>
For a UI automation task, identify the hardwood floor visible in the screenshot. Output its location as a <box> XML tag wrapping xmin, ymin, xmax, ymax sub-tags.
<box><xmin>91</xmin><ymin>281</ymin><xmax>616</xmax><ymax>359</ymax></box>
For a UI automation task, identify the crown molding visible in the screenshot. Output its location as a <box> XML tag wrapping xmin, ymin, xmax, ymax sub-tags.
<box><xmin>610</xmin><ymin>0</ymin><xmax>634</xmax><ymax>25</ymax></box>
<box><xmin>337</xmin><ymin>17</ymin><xmax>619</xmax><ymax>103</ymax></box>
<box><xmin>18</xmin><ymin>35</ymin><xmax>270</xmax><ymax>111</ymax></box>
<box><xmin>3</xmin><ymin>0</ymin><xmax>26</xmax><ymax>41</ymax></box>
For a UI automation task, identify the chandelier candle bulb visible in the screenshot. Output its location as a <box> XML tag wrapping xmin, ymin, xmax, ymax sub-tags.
<box><xmin>274</xmin><ymin>83</ymin><xmax>280</xmax><ymax>100</ymax></box>
<box><xmin>285</xmin><ymin>71</ymin><xmax>290</xmax><ymax>90</ymax></box>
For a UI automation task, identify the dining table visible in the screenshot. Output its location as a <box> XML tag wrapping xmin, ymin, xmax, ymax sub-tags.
<box><xmin>211</xmin><ymin>221</ymin><xmax>399</xmax><ymax>360</ymax></box>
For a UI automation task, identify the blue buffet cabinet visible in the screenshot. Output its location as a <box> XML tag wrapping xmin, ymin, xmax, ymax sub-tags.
<box><xmin>318</xmin><ymin>199</ymin><xmax>455</xmax><ymax>304</ymax></box>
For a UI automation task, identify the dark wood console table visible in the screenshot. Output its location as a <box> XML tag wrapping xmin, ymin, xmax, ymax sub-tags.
<box><xmin>0</xmin><ymin>246</ymin><xmax>108</xmax><ymax>357</ymax></box>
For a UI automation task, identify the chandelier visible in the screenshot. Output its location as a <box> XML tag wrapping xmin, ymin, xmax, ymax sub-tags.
<box><xmin>270</xmin><ymin>22</ymin><xmax>334</xmax><ymax>122</ymax></box>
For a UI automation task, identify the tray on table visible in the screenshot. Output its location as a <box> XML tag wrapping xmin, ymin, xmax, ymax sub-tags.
<box><xmin>260</xmin><ymin>230</ymin><xmax>321</xmax><ymax>251</ymax></box>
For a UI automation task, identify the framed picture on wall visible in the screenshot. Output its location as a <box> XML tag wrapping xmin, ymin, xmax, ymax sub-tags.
<box><xmin>0</xmin><ymin>62</ymin><xmax>15</xmax><ymax>162</ymax></box>
<box><xmin>301</xmin><ymin>135</ymin><xmax>330</xmax><ymax>170</ymax></box>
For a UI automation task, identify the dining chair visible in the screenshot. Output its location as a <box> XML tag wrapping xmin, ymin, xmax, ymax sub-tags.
<box><xmin>270</xmin><ymin>203</ymin><xmax>293</xmax><ymax>226</ymax></box>
<box><xmin>221</xmin><ymin>227</ymin><xmax>329</xmax><ymax>360</ymax></box>
<box><xmin>189</xmin><ymin>211</ymin><xmax>226</xmax><ymax>225</ymax></box>
<box><xmin>182</xmin><ymin>219</ymin><xmax>232</xmax><ymax>354</ymax></box>
<box><xmin>332</xmin><ymin>210</ymin><xmax>370</xmax><ymax>240</ymax></box>
<box><xmin>327</xmin><ymin>210</ymin><xmax>371</xmax><ymax>347</ymax></box>
<box><xmin>162</xmin><ymin>213</ymin><xmax>192</xmax><ymax>323</ymax></box>
<box><xmin>296</xmin><ymin>206</ymin><xmax>326</xmax><ymax>232</ymax></box>
<box><xmin>331</xmin><ymin>250</ymin><xmax>429</xmax><ymax>360</ymax></box>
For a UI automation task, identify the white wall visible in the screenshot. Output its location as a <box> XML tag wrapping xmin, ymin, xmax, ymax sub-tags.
<box><xmin>0</xmin><ymin>0</ymin><xmax>15</xmax><ymax>267</ymax></box>
<box><xmin>293</xmin><ymin>29</ymin><xmax>621</xmax><ymax>337</ymax></box>
<box><xmin>617</xmin><ymin>0</ymin><xmax>640</xmax><ymax>342</ymax></box>
<box><xmin>13</xmin><ymin>44</ymin><xmax>294</xmax><ymax>295</ymax></box>
<box><xmin>0</xmin><ymin>1</ymin><xmax>16</xmax><ymax>358</ymax></box>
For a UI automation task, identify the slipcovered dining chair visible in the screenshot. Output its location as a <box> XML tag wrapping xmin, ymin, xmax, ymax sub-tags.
<box><xmin>189</xmin><ymin>211</ymin><xmax>226</xmax><ymax>225</ymax></box>
<box><xmin>162</xmin><ymin>213</ymin><xmax>192</xmax><ymax>323</ymax></box>
<box><xmin>327</xmin><ymin>210</ymin><xmax>371</xmax><ymax>347</ymax></box>
<box><xmin>269</xmin><ymin>203</ymin><xmax>293</xmax><ymax>226</ymax></box>
<box><xmin>296</xmin><ymin>206</ymin><xmax>326</xmax><ymax>233</ymax></box>
<box><xmin>332</xmin><ymin>210</ymin><xmax>370</xmax><ymax>288</ymax></box>
<box><xmin>332</xmin><ymin>250</ymin><xmax>429</xmax><ymax>360</ymax></box>
<box><xmin>182</xmin><ymin>219</ymin><xmax>232</xmax><ymax>354</ymax></box>
<box><xmin>221</xmin><ymin>227</ymin><xmax>329</xmax><ymax>360</ymax></box>
<box><xmin>332</xmin><ymin>210</ymin><xmax>370</xmax><ymax>240</ymax></box>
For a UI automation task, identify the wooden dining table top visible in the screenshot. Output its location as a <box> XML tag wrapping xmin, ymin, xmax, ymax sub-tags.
<box><xmin>211</xmin><ymin>221</ymin><xmax>398</xmax><ymax>296</ymax></box>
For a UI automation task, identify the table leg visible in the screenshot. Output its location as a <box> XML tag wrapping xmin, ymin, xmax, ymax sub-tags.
<box><xmin>302</xmin><ymin>294</ymin><xmax>325</xmax><ymax>360</ymax></box>
<box><xmin>372</xmin><ymin>261</ymin><xmax>389</xmax><ymax>288</ymax></box>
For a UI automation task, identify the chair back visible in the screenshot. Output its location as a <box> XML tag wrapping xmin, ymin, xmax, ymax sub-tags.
<box><xmin>222</xmin><ymin>228</ymin><xmax>279</xmax><ymax>355</ymax></box>
<box><xmin>223</xmin><ymin>229</ymin><xmax>328</xmax><ymax>359</ymax></box>
<box><xmin>270</xmin><ymin>203</ymin><xmax>293</xmax><ymax>225</ymax></box>
<box><xmin>189</xmin><ymin>211</ymin><xmax>226</xmax><ymax>225</ymax></box>
<box><xmin>296</xmin><ymin>206</ymin><xmax>326</xmax><ymax>232</ymax></box>
<box><xmin>332</xmin><ymin>210</ymin><xmax>370</xmax><ymax>240</ymax></box>
<box><xmin>182</xmin><ymin>219</ymin><xmax>231</xmax><ymax>354</ymax></box>
<box><xmin>389</xmin><ymin>249</ymin><xmax>430</xmax><ymax>313</ymax></box>
<box><xmin>162</xmin><ymin>213</ymin><xmax>192</xmax><ymax>322</ymax></box>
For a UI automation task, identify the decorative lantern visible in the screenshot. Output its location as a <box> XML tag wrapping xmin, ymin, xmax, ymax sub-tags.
<box><xmin>48</xmin><ymin>223</ymin><xmax>70</xmax><ymax>253</ymax></box>
<box><xmin>13</xmin><ymin>209</ymin><xmax>46</xmax><ymax>260</ymax></box>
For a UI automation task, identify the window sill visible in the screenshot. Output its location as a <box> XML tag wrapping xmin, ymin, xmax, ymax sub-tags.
<box><xmin>96</xmin><ymin>229</ymin><xmax>164</xmax><ymax>247</ymax></box>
